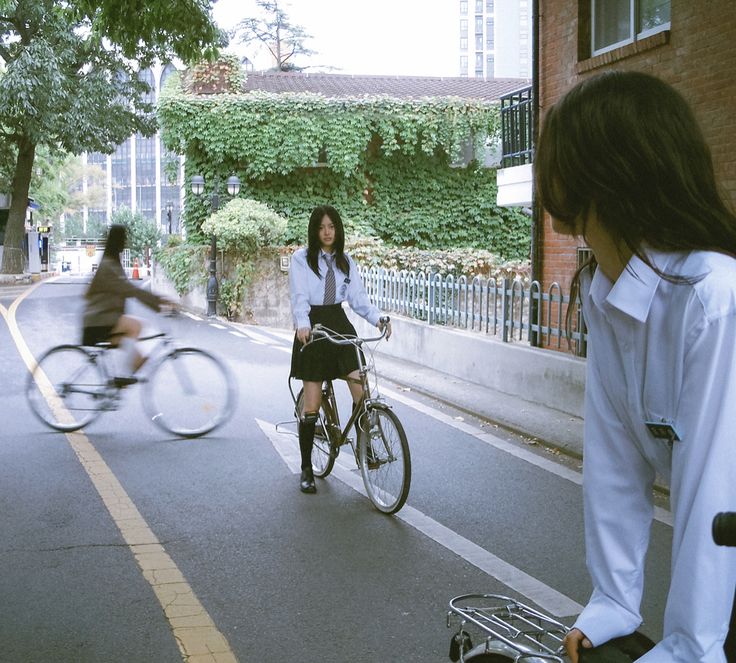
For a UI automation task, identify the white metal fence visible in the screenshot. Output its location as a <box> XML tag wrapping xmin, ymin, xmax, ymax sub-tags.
<box><xmin>358</xmin><ymin>266</ymin><xmax>588</xmax><ymax>356</ymax></box>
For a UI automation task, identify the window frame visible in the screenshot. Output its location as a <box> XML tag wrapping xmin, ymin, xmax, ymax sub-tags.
<box><xmin>591</xmin><ymin>0</ymin><xmax>670</xmax><ymax>57</ymax></box>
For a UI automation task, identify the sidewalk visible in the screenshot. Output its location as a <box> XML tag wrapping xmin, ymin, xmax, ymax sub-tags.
<box><xmin>221</xmin><ymin>318</ymin><xmax>585</xmax><ymax>460</ymax></box>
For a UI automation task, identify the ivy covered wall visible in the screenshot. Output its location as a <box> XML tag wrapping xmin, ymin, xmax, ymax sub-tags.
<box><xmin>158</xmin><ymin>61</ymin><xmax>530</xmax><ymax>261</ymax></box>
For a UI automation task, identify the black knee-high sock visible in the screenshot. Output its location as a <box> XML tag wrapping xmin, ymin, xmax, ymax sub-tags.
<box><xmin>299</xmin><ymin>413</ymin><xmax>317</xmax><ymax>471</ymax></box>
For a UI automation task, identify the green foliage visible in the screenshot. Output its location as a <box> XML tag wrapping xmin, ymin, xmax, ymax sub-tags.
<box><xmin>199</xmin><ymin>197</ymin><xmax>286</xmax><ymax>318</ymax></box>
<box><xmin>111</xmin><ymin>207</ymin><xmax>161</xmax><ymax>260</ymax></box>
<box><xmin>201</xmin><ymin>197</ymin><xmax>287</xmax><ymax>253</ymax></box>
<box><xmin>155</xmin><ymin>243</ymin><xmax>208</xmax><ymax>295</ymax></box>
<box><xmin>219</xmin><ymin>261</ymin><xmax>254</xmax><ymax>320</ymax></box>
<box><xmin>157</xmin><ymin>77</ymin><xmax>529</xmax><ymax>260</ymax></box>
<box><xmin>345</xmin><ymin>237</ymin><xmax>530</xmax><ymax>282</ymax></box>
<box><xmin>70</xmin><ymin>0</ymin><xmax>222</xmax><ymax>66</ymax></box>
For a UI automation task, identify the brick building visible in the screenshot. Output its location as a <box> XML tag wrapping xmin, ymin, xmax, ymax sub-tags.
<box><xmin>536</xmin><ymin>0</ymin><xmax>736</xmax><ymax>290</ymax></box>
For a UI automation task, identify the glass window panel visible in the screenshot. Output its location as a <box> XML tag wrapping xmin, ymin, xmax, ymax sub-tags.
<box><xmin>460</xmin><ymin>19</ymin><xmax>468</xmax><ymax>34</ymax></box>
<box><xmin>486</xmin><ymin>0</ymin><xmax>494</xmax><ymax>11</ymax></box>
<box><xmin>593</xmin><ymin>0</ymin><xmax>632</xmax><ymax>52</ymax></box>
<box><xmin>476</xmin><ymin>35</ymin><xmax>483</xmax><ymax>49</ymax></box>
<box><xmin>475</xmin><ymin>16</ymin><xmax>483</xmax><ymax>32</ymax></box>
<box><xmin>460</xmin><ymin>0</ymin><xmax>468</xmax><ymax>14</ymax></box>
<box><xmin>475</xmin><ymin>0</ymin><xmax>483</xmax><ymax>12</ymax></box>
<box><xmin>639</xmin><ymin>0</ymin><xmax>670</xmax><ymax>32</ymax></box>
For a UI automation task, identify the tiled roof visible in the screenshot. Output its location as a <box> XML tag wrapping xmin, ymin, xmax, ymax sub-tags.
<box><xmin>243</xmin><ymin>71</ymin><xmax>530</xmax><ymax>102</ymax></box>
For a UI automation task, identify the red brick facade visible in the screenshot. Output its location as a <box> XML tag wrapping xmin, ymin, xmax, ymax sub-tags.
<box><xmin>538</xmin><ymin>0</ymin><xmax>736</xmax><ymax>291</ymax></box>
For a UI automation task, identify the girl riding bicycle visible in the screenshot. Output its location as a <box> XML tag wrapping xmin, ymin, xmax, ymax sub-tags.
<box><xmin>289</xmin><ymin>205</ymin><xmax>391</xmax><ymax>494</ymax></box>
<box><xmin>82</xmin><ymin>224</ymin><xmax>171</xmax><ymax>378</ymax></box>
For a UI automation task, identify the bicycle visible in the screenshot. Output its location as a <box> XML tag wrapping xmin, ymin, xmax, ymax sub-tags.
<box><xmin>446</xmin><ymin>593</ymin><xmax>656</xmax><ymax>662</ymax></box>
<box><xmin>26</xmin><ymin>312</ymin><xmax>237</xmax><ymax>438</ymax></box>
<box><xmin>288</xmin><ymin>316</ymin><xmax>411</xmax><ymax>514</ymax></box>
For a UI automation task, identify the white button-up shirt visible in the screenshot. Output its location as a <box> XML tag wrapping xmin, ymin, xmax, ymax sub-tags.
<box><xmin>288</xmin><ymin>247</ymin><xmax>381</xmax><ymax>330</ymax></box>
<box><xmin>575</xmin><ymin>249</ymin><xmax>736</xmax><ymax>662</ymax></box>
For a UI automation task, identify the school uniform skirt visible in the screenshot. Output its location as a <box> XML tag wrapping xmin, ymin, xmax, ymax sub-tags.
<box><xmin>290</xmin><ymin>304</ymin><xmax>363</xmax><ymax>381</ymax></box>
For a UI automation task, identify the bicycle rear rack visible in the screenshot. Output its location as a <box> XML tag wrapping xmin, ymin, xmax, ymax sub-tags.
<box><xmin>447</xmin><ymin>593</ymin><xmax>568</xmax><ymax>662</ymax></box>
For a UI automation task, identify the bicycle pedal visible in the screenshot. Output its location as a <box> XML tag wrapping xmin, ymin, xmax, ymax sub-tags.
<box><xmin>449</xmin><ymin>630</ymin><xmax>472</xmax><ymax>662</ymax></box>
<box><xmin>112</xmin><ymin>376</ymin><xmax>138</xmax><ymax>388</ymax></box>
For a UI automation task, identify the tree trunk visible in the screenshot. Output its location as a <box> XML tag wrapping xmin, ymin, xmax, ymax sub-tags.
<box><xmin>1</xmin><ymin>136</ymin><xmax>36</xmax><ymax>274</ymax></box>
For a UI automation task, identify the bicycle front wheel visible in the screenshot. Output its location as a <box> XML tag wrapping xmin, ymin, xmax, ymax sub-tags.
<box><xmin>295</xmin><ymin>388</ymin><xmax>337</xmax><ymax>478</ymax></box>
<box><xmin>26</xmin><ymin>345</ymin><xmax>108</xmax><ymax>432</ymax></box>
<box><xmin>144</xmin><ymin>347</ymin><xmax>235</xmax><ymax>438</ymax></box>
<box><xmin>358</xmin><ymin>404</ymin><xmax>411</xmax><ymax>514</ymax></box>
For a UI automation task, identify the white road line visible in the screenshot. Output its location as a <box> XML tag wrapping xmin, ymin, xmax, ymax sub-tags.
<box><xmin>181</xmin><ymin>311</ymin><xmax>202</xmax><ymax>321</ymax></box>
<box><xmin>380</xmin><ymin>386</ymin><xmax>673</xmax><ymax>527</ymax></box>
<box><xmin>239</xmin><ymin>328</ymin><xmax>282</xmax><ymax>345</ymax></box>
<box><xmin>257</xmin><ymin>418</ymin><xmax>583</xmax><ymax>618</ymax></box>
<box><xmin>229</xmin><ymin>331</ymin><xmax>247</xmax><ymax>338</ymax></box>
<box><xmin>209</xmin><ymin>323</ymin><xmax>227</xmax><ymax>329</ymax></box>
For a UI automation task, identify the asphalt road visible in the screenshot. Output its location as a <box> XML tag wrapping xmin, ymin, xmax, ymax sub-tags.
<box><xmin>0</xmin><ymin>277</ymin><xmax>673</xmax><ymax>663</ymax></box>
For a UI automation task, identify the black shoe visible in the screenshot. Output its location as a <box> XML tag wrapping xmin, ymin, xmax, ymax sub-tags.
<box><xmin>300</xmin><ymin>469</ymin><xmax>316</xmax><ymax>493</ymax></box>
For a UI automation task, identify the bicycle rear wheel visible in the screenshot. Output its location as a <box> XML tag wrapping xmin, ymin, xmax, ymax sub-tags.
<box><xmin>358</xmin><ymin>404</ymin><xmax>411</xmax><ymax>514</ymax></box>
<box><xmin>26</xmin><ymin>345</ymin><xmax>108</xmax><ymax>432</ymax></box>
<box><xmin>144</xmin><ymin>347</ymin><xmax>235</xmax><ymax>438</ymax></box>
<box><xmin>295</xmin><ymin>388</ymin><xmax>337</xmax><ymax>478</ymax></box>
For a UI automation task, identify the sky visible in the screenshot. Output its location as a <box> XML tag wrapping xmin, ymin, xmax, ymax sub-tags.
<box><xmin>211</xmin><ymin>0</ymin><xmax>458</xmax><ymax>78</ymax></box>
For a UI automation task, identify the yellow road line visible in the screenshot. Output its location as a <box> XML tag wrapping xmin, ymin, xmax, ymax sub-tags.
<box><xmin>0</xmin><ymin>285</ymin><xmax>238</xmax><ymax>663</ymax></box>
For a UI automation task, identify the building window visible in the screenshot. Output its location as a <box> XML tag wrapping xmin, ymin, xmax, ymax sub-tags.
<box><xmin>460</xmin><ymin>37</ymin><xmax>468</xmax><ymax>50</ymax></box>
<box><xmin>475</xmin><ymin>0</ymin><xmax>483</xmax><ymax>12</ymax></box>
<box><xmin>475</xmin><ymin>34</ymin><xmax>483</xmax><ymax>50</ymax></box>
<box><xmin>460</xmin><ymin>0</ymin><xmax>467</xmax><ymax>14</ymax></box>
<box><xmin>486</xmin><ymin>0</ymin><xmax>494</xmax><ymax>11</ymax></box>
<box><xmin>592</xmin><ymin>0</ymin><xmax>670</xmax><ymax>55</ymax></box>
<box><xmin>460</xmin><ymin>18</ymin><xmax>468</xmax><ymax>35</ymax></box>
<box><xmin>460</xmin><ymin>55</ymin><xmax>469</xmax><ymax>75</ymax></box>
<box><xmin>475</xmin><ymin>16</ymin><xmax>483</xmax><ymax>33</ymax></box>
<box><xmin>486</xmin><ymin>55</ymin><xmax>495</xmax><ymax>76</ymax></box>
<box><xmin>475</xmin><ymin>53</ymin><xmax>483</xmax><ymax>69</ymax></box>
<box><xmin>486</xmin><ymin>18</ymin><xmax>494</xmax><ymax>48</ymax></box>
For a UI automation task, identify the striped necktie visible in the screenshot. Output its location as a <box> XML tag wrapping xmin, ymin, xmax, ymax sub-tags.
<box><xmin>323</xmin><ymin>254</ymin><xmax>336</xmax><ymax>305</ymax></box>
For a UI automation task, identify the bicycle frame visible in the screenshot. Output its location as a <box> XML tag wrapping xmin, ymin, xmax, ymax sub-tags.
<box><xmin>288</xmin><ymin>322</ymin><xmax>389</xmax><ymax>462</ymax></box>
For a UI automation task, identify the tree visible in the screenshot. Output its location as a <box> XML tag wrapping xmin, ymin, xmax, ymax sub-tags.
<box><xmin>235</xmin><ymin>0</ymin><xmax>315</xmax><ymax>72</ymax></box>
<box><xmin>0</xmin><ymin>0</ymin><xmax>221</xmax><ymax>274</ymax></box>
<box><xmin>31</xmin><ymin>151</ymin><xmax>106</xmax><ymax>229</ymax></box>
<box><xmin>111</xmin><ymin>207</ymin><xmax>161</xmax><ymax>261</ymax></box>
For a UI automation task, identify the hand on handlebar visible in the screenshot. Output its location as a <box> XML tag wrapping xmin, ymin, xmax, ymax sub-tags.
<box><xmin>297</xmin><ymin>327</ymin><xmax>312</xmax><ymax>346</ymax></box>
<box><xmin>563</xmin><ymin>628</ymin><xmax>592</xmax><ymax>663</ymax></box>
<box><xmin>378</xmin><ymin>316</ymin><xmax>392</xmax><ymax>340</ymax></box>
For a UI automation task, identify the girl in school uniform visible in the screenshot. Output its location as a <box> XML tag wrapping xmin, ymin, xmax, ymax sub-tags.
<box><xmin>536</xmin><ymin>71</ymin><xmax>736</xmax><ymax>663</ymax></box>
<box><xmin>289</xmin><ymin>205</ymin><xmax>391</xmax><ymax>493</ymax></box>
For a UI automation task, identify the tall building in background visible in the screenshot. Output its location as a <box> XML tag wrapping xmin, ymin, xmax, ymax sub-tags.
<box><xmin>459</xmin><ymin>0</ymin><xmax>531</xmax><ymax>78</ymax></box>
<box><xmin>83</xmin><ymin>62</ymin><xmax>184</xmax><ymax>234</ymax></box>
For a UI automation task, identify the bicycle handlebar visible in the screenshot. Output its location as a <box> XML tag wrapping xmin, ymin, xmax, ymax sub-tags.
<box><xmin>301</xmin><ymin>316</ymin><xmax>390</xmax><ymax>350</ymax></box>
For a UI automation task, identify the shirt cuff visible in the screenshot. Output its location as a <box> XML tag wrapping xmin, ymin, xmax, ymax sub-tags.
<box><xmin>295</xmin><ymin>316</ymin><xmax>311</xmax><ymax>330</ymax></box>
<box><xmin>573</xmin><ymin>599</ymin><xmax>642</xmax><ymax>648</ymax></box>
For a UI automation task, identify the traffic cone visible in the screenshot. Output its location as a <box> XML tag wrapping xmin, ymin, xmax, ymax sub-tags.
<box><xmin>132</xmin><ymin>258</ymin><xmax>140</xmax><ymax>280</ymax></box>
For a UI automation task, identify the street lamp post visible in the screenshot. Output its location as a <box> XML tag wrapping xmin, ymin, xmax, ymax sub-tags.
<box><xmin>165</xmin><ymin>201</ymin><xmax>174</xmax><ymax>235</ymax></box>
<box><xmin>191</xmin><ymin>174</ymin><xmax>241</xmax><ymax>317</ymax></box>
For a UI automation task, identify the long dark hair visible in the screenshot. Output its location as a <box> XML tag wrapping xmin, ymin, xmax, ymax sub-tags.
<box><xmin>535</xmin><ymin>70</ymin><xmax>736</xmax><ymax>329</ymax></box>
<box><xmin>305</xmin><ymin>205</ymin><xmax>350</xmax><ymax>278</ymax></box>
<box><xmin>103</xmin><ymin>224</ymin><xmax>126</xmax><ymax>261</ymax></box>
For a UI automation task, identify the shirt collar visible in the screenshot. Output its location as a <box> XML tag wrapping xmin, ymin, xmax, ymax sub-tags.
<box><xmin>590</xmin><ymin>249</ymin><xmax>672</xmax><ymax>323</ymax></box>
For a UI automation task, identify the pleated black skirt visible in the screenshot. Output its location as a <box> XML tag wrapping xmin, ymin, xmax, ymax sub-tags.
<box><xmin>290</xmin><ymin>304</ymin><xmax>362</xmax><ymax>381</ymax></box>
